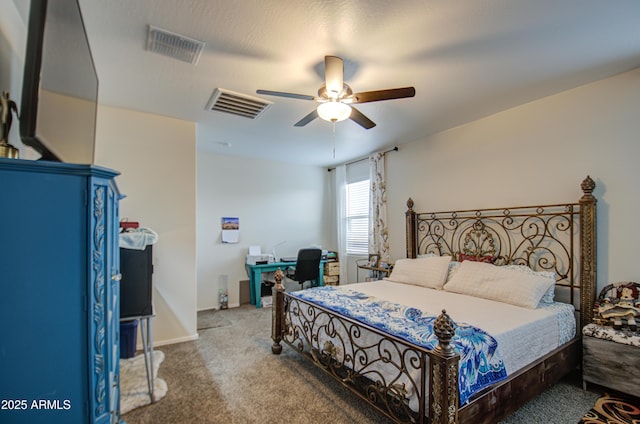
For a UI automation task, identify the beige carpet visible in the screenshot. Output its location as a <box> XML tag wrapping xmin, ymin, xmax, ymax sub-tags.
<box><xmin>120</xmin><ymin>350</ymin><xmax>167</xmax><ymax>415</ymax></box>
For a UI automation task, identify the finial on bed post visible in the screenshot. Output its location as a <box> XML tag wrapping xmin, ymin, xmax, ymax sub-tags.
<box><xmin>406</xmin><ymin>198</ymin><xmax>417</xmax><ymax>259</ymax></box>
<box><xmin>271</xmin><ymin>268</ymin><xmax>285</xmax><ymax>354</ymax></box>
<box><xmin>434</xmin><ymin>310</ymin><xmax>456</xmax><ymax>355</ymax></box>
<box><xmin>579</xmin><ymin>176</ymin><xmax>597</xmax><ymax>329</ymax></box>
<box><xmin>274</xmin><ymin>268</ymin><xmax>284</xmax><ymax>291</ymax></box>
<box><xmin>429</xmin><ymin>310</ymin><xmax>459</xmax><ymax>424</ymax></box>
<box><xmin>580</xmin><ymin>175</ymin><xmax>595</xmax><ymax>198</ymax></box>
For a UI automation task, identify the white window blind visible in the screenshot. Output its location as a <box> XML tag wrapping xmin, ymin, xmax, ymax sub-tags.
<box><xmin>346</xmin><ymin>179</ymin><xmax>369</xmax><ymax>254</ymax></box>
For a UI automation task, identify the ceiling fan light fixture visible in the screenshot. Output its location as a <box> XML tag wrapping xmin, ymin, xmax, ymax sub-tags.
<box><xmin>258</xmin><ymin>55</ymin><xmax>415</xmax><ymax>129</ymax></box>
<box><xmin>317</xmin><ymin>101</ymin><xmax>352</xmax><ymax>123</ymax></box>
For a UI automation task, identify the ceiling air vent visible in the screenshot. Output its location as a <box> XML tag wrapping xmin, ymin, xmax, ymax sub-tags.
<box><xmin>206</xmin><ymin>88</ymin><xmax>273</xmax><ymax>119</ymax></box>
<box><xmin>146</xmin><ymin>25</ymin><xmax>205</xmax><ymax>65</ymax></box>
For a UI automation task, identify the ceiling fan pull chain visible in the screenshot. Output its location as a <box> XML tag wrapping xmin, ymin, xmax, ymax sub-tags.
<box><xmin>332</xmin><ymin>122</ymin><xmax>336</xmax><ymax>159</ymax></box>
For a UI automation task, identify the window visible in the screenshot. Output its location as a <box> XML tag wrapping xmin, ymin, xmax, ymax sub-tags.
<box><xmin>346</xmin><ymin>179</ymin><xmax>369</xmax><ymax>254</ymax></box>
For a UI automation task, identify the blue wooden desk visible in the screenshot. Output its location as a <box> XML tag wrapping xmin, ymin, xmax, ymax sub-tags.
<box><xmin>245</xmin><ymin>261</ymin><xmax>325</xmax><ymax>308</ymax></box>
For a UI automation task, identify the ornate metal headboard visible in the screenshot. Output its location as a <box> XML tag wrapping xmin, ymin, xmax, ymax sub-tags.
<box><xmin>405</xmin><ymin>176</ymin><xmax>597</xmax><ymax>328</ymax></box>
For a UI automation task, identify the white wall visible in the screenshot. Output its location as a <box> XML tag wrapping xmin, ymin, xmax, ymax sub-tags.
<box><xmin>196</xmin><ymin>150</ymin><xmax>334</xmax><ymax>310</ymax></box>
<box><xmin>94</xmin><ymin>105</ymin><xmax>198</xmax><ymax>346</ymax></box>
<box><xmin>386</xmin><ymin>67</ymin><xmax>640</xmax><ymax>292</ymax></box>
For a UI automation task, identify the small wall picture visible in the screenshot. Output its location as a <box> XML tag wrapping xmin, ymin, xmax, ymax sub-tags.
<box><xmin>222</xmin><ymin>217</ymin><xmax>239</xmax><ymax>230</ymax></box>
<box><xmin>367</xmin><ymin>254</ymin><xmax>379</xmax><ymax>268</ymax></box>
<box><xmin>221</xmin><ymin>217</ymin><xmax>239</xmax><ymax>243</ymax></box>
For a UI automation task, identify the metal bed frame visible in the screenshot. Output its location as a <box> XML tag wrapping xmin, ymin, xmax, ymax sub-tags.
<box><xmin>271</xmin><ymin>176</ymin><xmax>597</xmax><ymax>424</ymax></box>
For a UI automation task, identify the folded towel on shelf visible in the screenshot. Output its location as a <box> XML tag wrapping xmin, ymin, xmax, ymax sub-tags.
<box><xmin>120</xmin><ymin>228</ymin><xmax>159</xmax><ymax>250</ymax></box>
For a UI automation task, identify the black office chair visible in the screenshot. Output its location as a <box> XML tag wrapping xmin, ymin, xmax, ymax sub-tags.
<box><xmin>263</xmin><ymin>248</ymin><xmax>322</xmax><ymax>294</ymax></box>
<box><xmin>285</xmin><ymin>248</ymin><xmax>323</xmax><ymax>290</ymax></box>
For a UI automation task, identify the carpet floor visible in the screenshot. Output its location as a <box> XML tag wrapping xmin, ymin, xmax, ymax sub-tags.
<box><xmin>123</xmin><ymin>304</ymin><xmax>608</xmax><ymax>424</ymax></box>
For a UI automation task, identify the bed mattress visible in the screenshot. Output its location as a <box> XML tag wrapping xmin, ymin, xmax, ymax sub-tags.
<box><xmin>287</xmin><ymin>280</ymin><xmax>575</xmax><ymax>410</ymax></box>
<box><xmin>350</xmin><ymin>280</ymin><xmax>576</xmax><ymax>374</ymax></box>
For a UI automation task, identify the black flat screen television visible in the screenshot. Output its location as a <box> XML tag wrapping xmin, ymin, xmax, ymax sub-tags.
<box><xmin>20</xmin><ymin>0</ymin><xmax>98</xmax><ymax>163</ymax></box>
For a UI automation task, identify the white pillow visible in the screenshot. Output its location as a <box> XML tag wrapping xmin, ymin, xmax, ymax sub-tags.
<box><xmin>446</xmin><ymin>261</ymin><xmax>462</xmax><ymax>283</ymax></box>
<box><xmin>501</xmin><ymin>264</ymin><xmax>556</xmax><ymax>303</ymax></box>
<box><xmin>386</xmin><ymin>256</ymin><xmax>452</xmax><ymax>289</ymax></box>
<box><xmin>443</xmin><ymin>261</ymin><xmax>554</xmax><ymax>309</ymax></box>
<box><xmin>418</xmin><ymin>253</ymin><xmax>460</xmax><ymax>282</ymax></box>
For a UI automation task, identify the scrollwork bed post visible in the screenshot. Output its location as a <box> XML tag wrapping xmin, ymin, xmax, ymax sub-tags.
<box><xmin>579</xmin><ymin>176</ymin><xmax>597</xmax><ymax>329</ymax></box>
<box><xmin>429</xmin><ymin>310</ymin><xmax>459</xmax><ymax>424</ymax></box>
<box><xmin>406</xmin><ymin>198</ymin><xmax>417</xmax><ymax>258</ymax></box>
<box><xmin>271</xmin><ymin>268</ymin><xmax>285</xmax><ymax>354</ymax></box>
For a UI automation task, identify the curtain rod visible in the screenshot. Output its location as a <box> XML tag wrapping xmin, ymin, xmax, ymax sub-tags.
<box><xmin>327</xmin><ymin>146</ymin><xmax>398</xmax><ymax>172</ymax></box>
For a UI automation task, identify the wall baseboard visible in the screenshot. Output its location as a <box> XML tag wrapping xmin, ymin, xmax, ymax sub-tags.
<box><xmin>197</xmin><ymin>306</ymin><xmax>218</xmax><ymax>312</ymax></box>
<box><xmin>136</xmin><ymin>333</ymin><xmax>199</xmax><ymax>350</ymax></box>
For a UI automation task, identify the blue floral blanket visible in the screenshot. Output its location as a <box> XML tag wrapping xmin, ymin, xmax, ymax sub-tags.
<box><xmin>290</xmin><ymin>286</ymin><xmax>507</xmax><ymax>405</ymax></box>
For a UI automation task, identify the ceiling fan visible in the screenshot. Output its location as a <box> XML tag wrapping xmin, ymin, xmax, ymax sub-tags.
<box><xmin>257</xmin><ymin>56</ymin><xmax>416</xmax><ymax>130</ymax></box>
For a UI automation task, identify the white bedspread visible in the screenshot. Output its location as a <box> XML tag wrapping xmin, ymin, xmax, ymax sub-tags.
<box><xmin>286</xmin><ymin>280</ymin><xmax>576</xmax><ymax>412</ymax></box>
<box><xmin>344</xmin><ymin>280</ymin><xmax>576</xmax><ymax>375</ymax></box>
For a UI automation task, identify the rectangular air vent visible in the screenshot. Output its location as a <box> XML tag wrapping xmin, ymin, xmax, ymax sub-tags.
<box><xmin>206</xmin><ymin>88</ymin><xmax>272</xmax><ymax>119</ymax></box>
<box><xmin>146</xmin><ymin>25</ymin><xmax>205</xmax><ymax>65</ymax></box>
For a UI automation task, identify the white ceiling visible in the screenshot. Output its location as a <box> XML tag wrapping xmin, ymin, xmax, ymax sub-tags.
<box><xmin>75</xmin><ymin>0</ymin><xmax>640</xmax><ymax>168</ymax></box>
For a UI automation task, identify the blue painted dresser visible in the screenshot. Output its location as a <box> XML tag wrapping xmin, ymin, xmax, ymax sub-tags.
<box><xmin>0</xmin><ymin>158</ymin><xmax>123</xmax><ymax>423</ymax></box>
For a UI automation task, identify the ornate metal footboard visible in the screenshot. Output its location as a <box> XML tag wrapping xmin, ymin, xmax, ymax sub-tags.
<box><xmin>271</xmin><ymin>269</ymin><xmax>459</xmax><ymax>424</ymax></box>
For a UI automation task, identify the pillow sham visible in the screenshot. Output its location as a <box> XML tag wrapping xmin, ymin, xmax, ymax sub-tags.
<box><xmin>446</xmin><ymin>261</ymin><xmax>462</xmax><ymax>283</ymax></box>
<box><xmin>502</xmin><ymin>264</ymin><xmax>556</xmax><ymax>303</ymax></box>
<box><xmin>417</xmin><ymin>253</ymin><xmax>460</xmax><ymax>284</ymax></box>
<box><xmin>386</xmin><ymin>255</ymin><xmax>452</xmax><ymax>289</ymax></box>
<box><xmin>443</xmin><ymin>260</ymin><xmax>554</xmax><ymax>309</ymax></box>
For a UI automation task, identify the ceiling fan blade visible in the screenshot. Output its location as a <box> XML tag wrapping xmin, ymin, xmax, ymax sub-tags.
<box><xmin>352</xmin><ymin>87</ymin><xmax>416</xmax><ymax>104</ymax></box>
<box><xmin>324</xmin><ymin>56</ymin><xmax>344</xmax><ymax>98</ymax></box>
<box><xmin>256</xmin><ymin>89</ymin><xmax>315</xmax><ymax>101</ymax></box>
<box><xmin>349</xmin><ymin>106</ymin><xmax>376</xmax><ymax>130</ymax></box>
<box><xmin>294</xmin><ymin>109</ymin><xmax>319</xmax><ymax>127</ymax></box>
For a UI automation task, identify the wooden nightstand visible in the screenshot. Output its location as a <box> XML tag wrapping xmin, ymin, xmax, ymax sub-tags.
<box><xmin>582</xmin><ymin>323</ymin><xmax>640</xmax><ymax>397</ymax></box>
